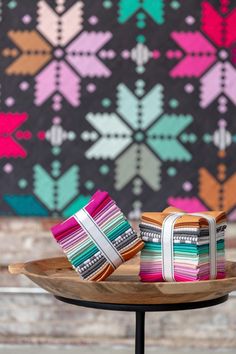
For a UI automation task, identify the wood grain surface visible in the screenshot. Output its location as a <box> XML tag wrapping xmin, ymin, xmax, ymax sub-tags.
<box><xmin>8</xmin><ymin>257</ymin><xmax>236</xmax><ymax>304</ymax></box>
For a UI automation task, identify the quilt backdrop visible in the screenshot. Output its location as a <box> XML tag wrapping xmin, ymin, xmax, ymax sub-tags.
<box><xmin>0</xmin><ymin>0</ymin><xmax>236</xmax><ymax>219</ymax></box>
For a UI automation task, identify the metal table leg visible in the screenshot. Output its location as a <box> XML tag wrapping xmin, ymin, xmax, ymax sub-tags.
<box><xmin>135</xmin><ymin>311</ymin><xmax>145</xmax><ymax>354</ymax></box>
<box><xmin>55</xmin><ymin>295</ymin><xmax>229</xmax><ymax>354</ymax></box>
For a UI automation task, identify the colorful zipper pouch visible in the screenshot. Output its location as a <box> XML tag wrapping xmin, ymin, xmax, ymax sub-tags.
<box><xmin>139</xmin><ymin>207</ymin><xmax>226</xmax><ymax>282</ymax></box>
<box><xmin>51</xmin><ymin>190</ymin><xmax>144</xmax><ymax>281</ymax></box>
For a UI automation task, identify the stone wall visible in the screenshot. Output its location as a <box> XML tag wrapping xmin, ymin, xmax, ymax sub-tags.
<box><xmin>1</xmin><ymin>292</ymin><xmax>236</xmax><ymax>349</ymax></box>
<box><xmin>0</xmin><ymin>217</ymin><xmax>236</xmax><ymax>348</ymax></box>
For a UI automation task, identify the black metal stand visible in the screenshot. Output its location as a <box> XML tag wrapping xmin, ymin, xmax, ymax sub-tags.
<box><xmin>135</xmin><ymin>311</ymin><xmax>145</xmax><ymax>354</ymax></box>
<box><xmin>55</xmin><ymin>294</ymin><xmax>228</xmax><ymax>354</ymax></box>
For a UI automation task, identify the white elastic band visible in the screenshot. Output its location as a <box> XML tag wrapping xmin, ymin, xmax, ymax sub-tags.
<box><xmin>161</xmin><ymin>212</ymin><xmax>217</xmax><ymax>281</ymax></box>
<box><xmin>161</xmin><ymin>213</ymin><xmax>184</xmax><ymax>281</ymax></box>
<box><xmin>74</xmin><ymin>208</ymin><xmax>124</xmax><ymax>269</ymax></box>
<box><xmin>191</xmin><ymin>213</ymin><xmax>217</xmax><ymax>279</ymax></box>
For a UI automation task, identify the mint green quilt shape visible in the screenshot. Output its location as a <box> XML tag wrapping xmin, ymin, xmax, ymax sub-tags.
<box><xmin>147</xmin><ymin>114</ymin><xmax>194</xmax><ymax>161</ymax></box>
<box><xmin>84</xmin><ymin>81</ymin><xmax>196</xmax><ymax>192</ymax></box>
<box><xmin>85</xmin><ymin>83</ymin><xmax>164</xmax><ymax>160</ymax></box>
<box><xmin>118</xmin><ymin>0</ymin><xmax>165</xmax><ymax>24</ymax></box>
<box><xmin>117</xmin><ymin>83</ymin><xmax>164</xmax><ymax>130</ymax></box>
<box><xmin>33</xmin><ymin>164</ymin><xmax>79</xmax><ymax>212</ymax></box>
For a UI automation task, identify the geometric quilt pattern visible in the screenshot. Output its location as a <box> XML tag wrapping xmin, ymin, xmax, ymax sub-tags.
<box><xmin>1</xmin><ymin>0</ymin><xmax>236</xmax><ymax>219</ymax></box>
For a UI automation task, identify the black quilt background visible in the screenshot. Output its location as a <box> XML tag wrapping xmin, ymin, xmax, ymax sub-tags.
<box><xmin>0</xmin><ymin>0</ymin><xmax>236</xmax><ymax>219</ymax></box>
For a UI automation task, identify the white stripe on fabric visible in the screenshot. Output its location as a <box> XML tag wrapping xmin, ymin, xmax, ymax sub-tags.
<box><xmin>161</xmin><ymin>212</ymin><xmax>217</xmax><ymax>281</ymax></box>
<box><xmin>191</xmin><ymin>213</ymin><xmax>217</xmax><ymax>279</ymax></box>
<box><xmin>74</xmin><ymin>208</ymin><xmax>124</xmax><ymax>269</ymax></box>
<box><xmin>161</xmin><ymin>213</ymin><xmax>184</xmax><ymax>281</ymax></box>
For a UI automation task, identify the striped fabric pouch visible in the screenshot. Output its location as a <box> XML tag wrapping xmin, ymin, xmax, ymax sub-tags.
<box><xmin>139</xmin><ymin>207</ymin><xmax>226</xmax><ymax>282</ymax></box>
<box><xmin>51</xmin><ymin>190</ymin><xmax>144</xmax><ymax>281</ymax></box>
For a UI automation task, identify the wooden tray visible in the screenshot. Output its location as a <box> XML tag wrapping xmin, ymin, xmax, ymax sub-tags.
<box><xmin>9</xmin><ymin>257</ymin><xmax>236</xmax><ymax>305</ymax></box>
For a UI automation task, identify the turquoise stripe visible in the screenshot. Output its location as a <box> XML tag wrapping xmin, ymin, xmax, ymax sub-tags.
<box><xmin>70</xmin><ymin>219</ymin><xmax>132</xmax><ymax>267</ymax></box>
<box><xmin>143</xmin><ymin>240</ymin><xmax>224</xmax><ymax>255</ymax></box>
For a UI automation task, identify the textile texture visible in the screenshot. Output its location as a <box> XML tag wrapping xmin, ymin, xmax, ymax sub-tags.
<box><xmin>139</xmin><ymin>207</ymin><xmax>226</xmax><ymax>281</ymax></box>
<box><xmin>51</xmin><ymin>190</ymin><xmax>144</xmax><ymax>280</ymax></box>
<box><xmin>0</xmin><ymin>0</ymin><xmax>236</xmax><ymax>218</ymax></box>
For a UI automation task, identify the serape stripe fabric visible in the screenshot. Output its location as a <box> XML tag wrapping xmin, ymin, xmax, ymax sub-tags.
<box><xmin>51</xmin><ymin>190</ymin><xmax>144</xmax><ymax>281</ymax></box>
<box><xmin>139</xmin><ymin>207</ymin><xmax>226</xmax><ymax>282</ymax></box>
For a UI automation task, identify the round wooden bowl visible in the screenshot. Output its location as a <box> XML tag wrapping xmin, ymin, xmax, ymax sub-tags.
<box><xmin>9</xmin><ymin>257</ymin><xmax>236</xmax><ymax>305</ymax></box>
